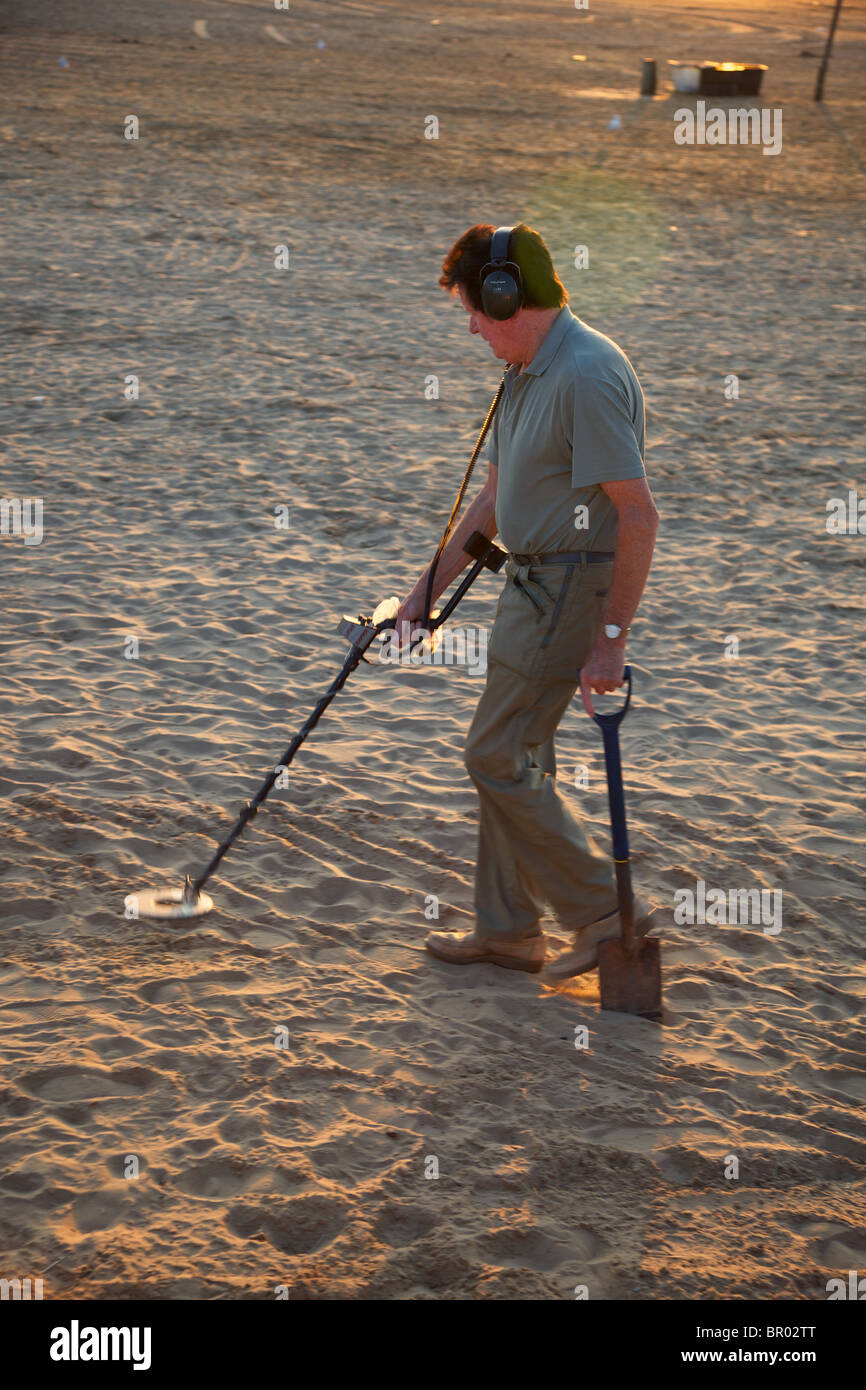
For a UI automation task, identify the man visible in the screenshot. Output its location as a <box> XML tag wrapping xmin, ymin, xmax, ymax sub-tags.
<box><xmin>396</xmin><ymin>223</ymin><xmax>659</xmax><ymax>980</ymax></box>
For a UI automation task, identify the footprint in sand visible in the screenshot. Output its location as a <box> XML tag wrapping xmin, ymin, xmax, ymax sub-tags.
<box><xmin>309</xmin><ymin>1128</ymin><xmax>407</xmax><ymax>1182</ymax></box>
<box><xmin>373</xmin><ymin>1204</ymin><xmax>437</xmax><ymax>1249</ymax></box>
<box><xmin>811</xmin><ymin>1227</ymin><xmax>866</xmax><ymax>1270</ymax></box>
<box><xmin>477</xmin><ymin>1224</ymin><xmax>573</xmax><ymax>1273</ymax></box>
<box><xmin>70</xmin><ymin>1189</ymin><xmax>128</xmax><ymax>1234</ymax></box>
<box><xmin>0</xmin><ymin>1169</ymin><xmax>45</xmax><ymax>1195</ymax></box>
<box><xmin>89</xmin><ymin>1034</ymin><xmax>147</xmax><ymax>1061</ymax></box>
<box><xmin>175</xmin><ymin>1156</ymin><xmax>258</xmax><ymax>1200</ymax></box>
<box><xmin>136</xmin><ymin>970</ymin><xmax>251</xmax><ymax>1007</ymax></box>
<box><xmin>226</xmin><ymin>1194</ymin><xmax>348</xmax><ymax>1255</ymax></box>
<box><xmin>136</xmin><ymin>979</ymin><xmax>191</xmax><ymax>1006</ymax></box>
<box><xmin>18</xmin><ymin>1064</ymin><xmax>159</xmax><ymax>1102</ymax></box>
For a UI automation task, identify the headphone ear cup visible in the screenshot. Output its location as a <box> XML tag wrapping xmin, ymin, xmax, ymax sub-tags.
<box><xmin>480</xmin><ymin>268</ymin><xmax>521</xmax><ymax>320</ymax></box>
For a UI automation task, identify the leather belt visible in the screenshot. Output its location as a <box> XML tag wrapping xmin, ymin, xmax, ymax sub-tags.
<box><xmin>508</xmin><ymin>550</ymin><xmax>615</xmax><ymax>566</ymax></box>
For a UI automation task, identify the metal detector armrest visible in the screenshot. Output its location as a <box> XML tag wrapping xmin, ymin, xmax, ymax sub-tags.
<box><xmin>464</xmin><ymin>530</ymin><xmax>507</xmax><ymax>572</ymax></box>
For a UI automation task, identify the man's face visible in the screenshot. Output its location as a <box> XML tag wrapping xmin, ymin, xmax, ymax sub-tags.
<box><xmin>457</xmin><ymin>284</ymin><xmax>520</xmax><ymax>362</ymax></box>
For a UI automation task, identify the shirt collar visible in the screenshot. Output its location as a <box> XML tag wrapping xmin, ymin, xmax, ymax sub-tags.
<box><xmin>514</xmin><ymin>305</ymin><xmax>573</xmax><ymax>379</ymax></box>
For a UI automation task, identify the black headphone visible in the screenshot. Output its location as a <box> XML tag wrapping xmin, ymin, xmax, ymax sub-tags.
<box><xmin>479</xmin><ymin>225</ymin><xmax>524</xmax><ymax>321</ymax></box>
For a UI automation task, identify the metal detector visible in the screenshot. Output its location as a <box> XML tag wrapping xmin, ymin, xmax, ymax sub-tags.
<box><xmin>127</xmin><ymin>378</ymin><xmax>508</xmax><ymax>922</ymax></box>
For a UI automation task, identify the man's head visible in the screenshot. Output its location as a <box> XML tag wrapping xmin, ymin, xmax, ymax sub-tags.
<box><xmin>439</xmin><ymin>223</ymin><xmax>568</xmax><ymax>364</ymax></box>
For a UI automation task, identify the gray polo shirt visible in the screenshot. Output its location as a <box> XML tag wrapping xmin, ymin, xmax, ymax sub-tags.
<box><xmin>486</xmin><ymin>306</ymin><xmax>646</xmax><ymax>554</ymax></box>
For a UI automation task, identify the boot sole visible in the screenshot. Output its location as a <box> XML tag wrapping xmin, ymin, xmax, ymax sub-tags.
<box><xmin>424</xmin><ymin>941</ymin><xmax>545</xmax><ymax>973</ymax></box>
<box><xmin>544</xmin><ymin>909</ymin><xmax>658</xmax><ymax>982</ymax></box>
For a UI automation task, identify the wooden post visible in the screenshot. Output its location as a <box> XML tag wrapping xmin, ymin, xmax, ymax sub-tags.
<box><xmin>640</xmin><ymin>59</ymin><xmax>657</xmax><ymax>97</ymax></box>
<box><xmin>814</xmin><ymin>0</ymin><xmax>845</xmax><ymax>101</ymax></box>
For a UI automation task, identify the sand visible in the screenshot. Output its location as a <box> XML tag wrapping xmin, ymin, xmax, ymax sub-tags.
<box><xmin>0</xmin><ymin>0</ymin><xmax>864</xmax><ymax>1299</ymax></box>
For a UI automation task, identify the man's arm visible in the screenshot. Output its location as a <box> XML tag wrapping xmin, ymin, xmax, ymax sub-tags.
<box><xmin>580</xmin><ymin>475</ymin><xmax>659</xmax><ymax>714</ymax></box>
<box><xmin>395</xmin><ymin>462</ymin><xmax>498</xmax><ymax>627</ymax></box>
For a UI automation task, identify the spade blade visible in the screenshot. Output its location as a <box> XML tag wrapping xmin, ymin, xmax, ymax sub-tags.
<box><xmin>598</xmin><ymin>934</ymin><xmax>662</xmax><ymax>1020</ymax></box>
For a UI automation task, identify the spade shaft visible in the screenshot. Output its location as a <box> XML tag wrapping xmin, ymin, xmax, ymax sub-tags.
<box><xmin>588</xmin><ymin>669</ymin><xmax>663</xmax><ymax>1020</ymax></box>
<box><xmin>596</xmin><ymin>708</ymin><xmax>637</xmax><ymax>951</ymax></box>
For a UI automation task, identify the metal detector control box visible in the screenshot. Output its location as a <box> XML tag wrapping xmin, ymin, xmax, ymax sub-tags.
<box><xmin>336</xmin><ymin>615</ymin><xmax>380</xmax><ymax>652</ymax></box>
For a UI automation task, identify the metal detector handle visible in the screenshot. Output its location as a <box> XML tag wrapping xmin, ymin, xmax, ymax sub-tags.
<box><xmin>363</xmin><ymin>532</ymin><xmax>505</xmax><ymax>662</ymax></box>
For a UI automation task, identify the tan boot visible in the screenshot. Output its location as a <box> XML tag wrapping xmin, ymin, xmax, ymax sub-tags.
<box><xmin>425</xmin><ymin>928</ymin><xmax>546</xmax><ymax>973</ymax></box>
<box><xmin>544</xmin><ymin>900</ymin><xmax>657</xmax><ymax>982</ymax></box>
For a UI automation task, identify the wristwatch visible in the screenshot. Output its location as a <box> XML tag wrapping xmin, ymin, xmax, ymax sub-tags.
<box><xmin>604</xmin><ymin>623</ymin><xmax>631</xmax><ymax>641</ymax></box>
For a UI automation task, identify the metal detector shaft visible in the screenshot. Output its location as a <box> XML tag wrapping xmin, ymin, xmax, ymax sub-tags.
<box><xmin>186</xmin><ymin>531</ymin><xmax>505</xmax><ymax>902</ymax></box>
<box><xmin>429</xmin><ymin>529</ymin><xmax>505</xmax><ymax>629</ymax></box>
<box><xmin>187</xmin><ymin>639</ymin><xmax>367</xmax><ymax>900</ymax></box>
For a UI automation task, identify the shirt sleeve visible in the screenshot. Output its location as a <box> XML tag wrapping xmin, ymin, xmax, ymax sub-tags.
<box><xmin>486</xmin><ymin>409</ymin><xmax>499</xmax><ymax>468</ymax></box>
<box><xmin>569</xmin><ymin>372</ymin><xmax>645</xmax><ymax>488</ymax></box>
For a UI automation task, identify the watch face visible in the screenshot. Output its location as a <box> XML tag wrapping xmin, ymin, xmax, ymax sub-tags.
<box><xmin>605</xmin><ymin>624</ymin><xmax>620</xmax><ymax>639</ymax></box>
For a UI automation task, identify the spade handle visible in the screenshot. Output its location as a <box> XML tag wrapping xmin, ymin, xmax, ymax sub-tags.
<box><xmin>589</xmin><ymin>666</ymin><xmax>632</xmax><ymax>730</ymax></box>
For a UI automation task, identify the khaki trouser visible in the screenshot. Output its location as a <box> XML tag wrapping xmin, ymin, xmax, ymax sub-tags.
<box><xmin>465</xmin><ymin>556</ymin><xmax>619</xmax><ymax>941</ymax></box>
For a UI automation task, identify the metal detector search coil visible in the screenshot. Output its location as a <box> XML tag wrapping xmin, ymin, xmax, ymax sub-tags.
<box><xmin>126</xmin><ymin>884</ymin><xmax>214</xmax><ymax>921</ymax></box>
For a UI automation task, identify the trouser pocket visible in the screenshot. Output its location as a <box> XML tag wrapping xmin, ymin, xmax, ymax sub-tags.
<box><xmin>514</xmin><ymin>575</ymin><xmax>544</xmax><ymax>615</ymax></box>
<box><xmin>489</xmin><ymin>561</ymin><xmax>602</xmax><ymax>683</ymax></box>
<box><xmin>513</xmin><ymin>569</ymin><xmax>554</xmax><ymax>619</ymax></box>
<box><xmin>536</xmin><ymin>562</ymin><xmax>614</xmax><ymax>683</ymax></box>
<box><xmin>540</xmin><ymin>565</ymin><xmax>575</xmax><ymax>648</ymax></box>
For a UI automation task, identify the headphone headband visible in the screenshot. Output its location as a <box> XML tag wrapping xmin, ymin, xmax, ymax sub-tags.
<box><xmin>479</xmin><ymin>224</ymin><xmax>524</xmax><ymax>321</ymax></box>
<box><xmin>488</xmin><ymin>226</ymin><xmax>514</xmax><ymax>265</ymax></box>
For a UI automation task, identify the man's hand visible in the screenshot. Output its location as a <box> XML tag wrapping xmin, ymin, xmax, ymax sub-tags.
<box><xmin>394</xmin><ymin>592</ymin><xmax>426</xmax><ymax>628</ymax></box>
<box><xmin>579</xmin><ymin>635</ymin><xmax>626</xmax><ymax>716</ymax></box>
<box><xmin>392</xmin><ymin>590</ymin><xmax>430</xmax><ymax>654</ymax></box>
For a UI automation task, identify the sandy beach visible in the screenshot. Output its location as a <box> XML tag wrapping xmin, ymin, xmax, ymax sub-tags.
<box><xmin>1</xmin><ymin>0</ymin><xmax>865</xmax><ymax>1300</ymax></box>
